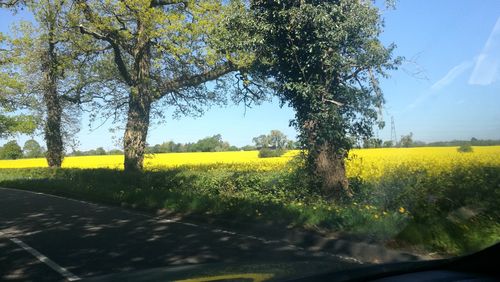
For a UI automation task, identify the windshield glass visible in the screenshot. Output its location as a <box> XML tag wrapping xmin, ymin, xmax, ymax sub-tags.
<box><xmin>0</xmin><ymin>0</ymin><xmax>498</xmax><ymax>281</ymax></box>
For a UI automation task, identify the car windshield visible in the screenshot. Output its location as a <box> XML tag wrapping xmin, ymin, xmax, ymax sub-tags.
<box><xmin>0</xmin><ymin>0</ymin><xmax>499</xmax><ymax>281</ymax></box>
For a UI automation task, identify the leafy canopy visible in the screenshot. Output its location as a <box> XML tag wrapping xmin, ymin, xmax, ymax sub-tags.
<box><xmin>248</xmin><ymin>0</ymin><xmax>401</xmax><ymax>154</ymax></box>
<box><xmin>0</xmin><ymin>32</ymin><xmax>38</xmax><ymax>138</ymax></box>
<box><xmin>0</xmin><ymin>140</ymin><xmax>23</xmax><ymax>159</ymax></box>
<box><xmin>23</xmin><ymin>139</ymin><xmax>44</xmax><ymax>158</ymax></box>
<box><xmin>70</xmin><ymin>0</ymin><xmax>266</xmax><ymax>124</ymax></box>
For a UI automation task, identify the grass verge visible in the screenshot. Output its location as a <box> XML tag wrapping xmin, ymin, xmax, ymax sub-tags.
<box><xmin>0</xmin><ymin>163</ymin><xmax>498</xmax><ymax>256</ymax></box>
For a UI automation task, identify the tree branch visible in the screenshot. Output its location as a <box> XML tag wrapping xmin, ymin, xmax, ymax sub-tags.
<box><xmin>159</xmin><ymin>62</ymin><xmax>237</xmax><ymax>98</ymax></box>
<box><xmin>0</xmin><ymin>0</ymin><xmax>21</xmax><ymax>7</ymax></box>
<box><xmin>78</xmin><ymin>25</ymin><xmax>134</xmax><ymax>86</ymax></box>
<box><xmin>150</xmin><ymin>0</ymin><xmax>187</xmax><ymax>7</ymax></box>
<box><xmin>368</xmin><ymin>68</ymin><xmax>382</xmax><ymax>98</ymax></box>
<box><xmin>323</xmin><ymin>98</ymin><xmax>344</xmax><ymax>106</ymax></box>
<box><xmin>76</xmin><ymin>0</ymin><xmax>134</xmax><ymax>85</ymax></box>
<box><xmin>319</xmin><ymin>88</ymin><xmax>344</xmax><ymax>107</ymax></box>
<box><xmin>367</xmin><ymin>68</ymin><xmax>384</xmax><ymax>120</ymax></box>
<box><xmin>78</xmin><ymin>25</ymin><xmax>107</xmax><ymax>41</ymax></box>
<box><xmin>343</xmin><ymin>67</ymin><xmax>364</xmax><ymax>81</ymax></box>
<box><xmin>109</xmin><ymin>44</ymin><xmax>134</xmax><ymax>86</ymax></box>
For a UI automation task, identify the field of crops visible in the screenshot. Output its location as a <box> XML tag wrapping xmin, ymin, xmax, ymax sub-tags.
<box><xmin>1</xmin><ymin>146</ymin><xmax>499</xmax><ymax>182</ymax></box>
<box><xmin>346</xmin><ymin>146</ymin><xmax>500</xmax><ymax>181</ymax></box>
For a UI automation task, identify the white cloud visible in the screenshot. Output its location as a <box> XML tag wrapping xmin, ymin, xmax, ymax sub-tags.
<box><xmin>469</xmin><ymin>17</ymin><xmax>500</xmax><ymax>85</ymax></box>
<box><xmin>431</xmin><ymin>60</ymin><xmax>473</xmax><ymax>91</ymax></box>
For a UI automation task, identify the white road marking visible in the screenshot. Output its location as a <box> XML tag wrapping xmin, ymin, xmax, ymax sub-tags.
<box><xmin>0</xmin><ymin>187</ymin><xmax>364</xmax><ymax>264</ymax></box>
<box><xmin>0</xmin><ymin>231</ymin><xmax>80</xmax><ymax>281</ymax></box>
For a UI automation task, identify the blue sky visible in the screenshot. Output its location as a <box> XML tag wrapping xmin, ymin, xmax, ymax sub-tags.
<box><xmin>377</xmin><ymin>0</ymin><xmax>500</xmax><ymax>143</ymax></box>
<box><xmin>1</xmin><ymin>0</ymin><xmax>499</xmax><ymax>150</ymax></box>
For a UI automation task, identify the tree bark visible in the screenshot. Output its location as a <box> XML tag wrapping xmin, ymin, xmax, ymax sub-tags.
<box><xmin>313</xmin><ymin>143</ymin><xmax>352</xmax><ymax>199</ymax></box>
<box><xmin>303</xmin><ymin>118</ymin><xmax>352</xmax><ymax>200</ymax></box>
<box><xmin>123</xmin><ymin>35</ymin><xmax>152</xmax><ymax>172</ymax></box>
<box><xmin>42</xmin><ymin>27</ymin><xmax>63</xmax><ymax>168</ymax></box>
<box><xmin>123</xmin><ymin>89</ymin><xmax>151</xmax><ymax>172</ymax></box>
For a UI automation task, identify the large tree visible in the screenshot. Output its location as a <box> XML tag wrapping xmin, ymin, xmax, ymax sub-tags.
<box><xmin>71</xmin><ymin>0</ymin><xmax>263</xmax><ymax>172</ymax></box>
<box><xmin>6</xmin><ymin>0</ymin><xmax>98</xmax><ymax>167</ymax></box>
<box><xmin>268</xmin><ymin>130</ymin><xmax>288</xmax><ymax>149</ymax></box>
<box><xmin>252</xmin><ymin>134</ymin><xmax>270</xmax><ymax>148</ymax></box>
<box><xmin>248</xmin><ymin>0</ymin><xmax>400</xmax><ymax>198</ymax></box>
<box><xmin>0</xmin><ymin>140</ymin><xmax>23</xmax><ymax>159</ymax></box>
<box><xmin>252</xmin><ymin>130</ymin><xmax>288</xmax><ymax>149</ymax></box>
<box><xmin>23</xmin><ymin>139</ymin><xmax>44</xmax><ymax>158</ymax></box>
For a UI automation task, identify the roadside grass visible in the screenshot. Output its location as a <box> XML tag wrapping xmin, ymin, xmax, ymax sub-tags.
<box><xmin>350</xmin><ymin>164</ymin><xmax>500</xmax><ymax>255</ymax></box>
<box><xmin>0</xmin><ymin>162</ymin><xmax>498</xmax><ymax>256</ymax></box>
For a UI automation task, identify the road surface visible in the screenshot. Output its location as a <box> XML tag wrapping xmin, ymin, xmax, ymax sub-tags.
<box><xmin>0</xmin><ymin>187</ymin><xmax>368</xmax><ymax>281</ymax></box>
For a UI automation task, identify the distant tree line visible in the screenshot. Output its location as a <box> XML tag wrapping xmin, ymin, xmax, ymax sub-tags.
<box><xmin>147</xmin><ymin>131</ymin><xmax>297</xmax><ymax>154</ymax></box>
<box><xmin>361</xmin><ymin>134</ymin><xmax>500</xmax><ymax>149</ymax></box>
<box><xmin>69</xmin><ymin>131</ymin><xmax>295</xmax><ymax>156</ymax></box>
<box><xmin>3</xmin><ymin>134</ymin><xmax>497</xmax><ymax>159</ymax></box>
<box><xmin>71</xmin><ymin>148</ymin><xmax>123</xmax><ymax>156</ymax></box>
<box><xmin>145</xmin><ymin>134</ymin><xmax>239</xmax><ymax>154</ymax></box>
<box><xmin>427</xmin><ymin>137</ymin><xmax>500</xmax><ymax>147</ymax></box>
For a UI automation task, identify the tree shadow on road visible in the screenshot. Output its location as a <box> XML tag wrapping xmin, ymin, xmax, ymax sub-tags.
<box><xmin>0</xmin><ymin>188</ymin><xmax>374</xmax><ymax>281</ymax></box>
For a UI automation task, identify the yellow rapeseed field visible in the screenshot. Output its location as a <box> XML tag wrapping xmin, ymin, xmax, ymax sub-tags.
<box><xmin>1</xmin><ymin>146</ymin><xmax>499</xmax><ymax>182</ymax></box>
<box><xmin>0</xmin><ymin>150</ymin><xmax>298</xmax><ymax>170</ymax></box>
<box><xmin>346</xmin><ymin>146</ymin><xmax>500</xmax><ymax>181</ymax></box>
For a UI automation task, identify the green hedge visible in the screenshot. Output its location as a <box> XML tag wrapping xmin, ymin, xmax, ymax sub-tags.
<box><xmin>258</xmin><ymin>148</ymin><xmax>286</xmax><ymax>158</ymax></box>
<box><xmin>0</xmin><ymin>163</ymin><xmax>498</xmax><ymax>255</ymax></box>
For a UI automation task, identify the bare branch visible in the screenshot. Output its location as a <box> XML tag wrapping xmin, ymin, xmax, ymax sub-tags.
<box><xmin>323</xmin><ymin>98</ymin><xmax>344</xmax><ymax>107</ymax></box>
<box><xmin>401</xmin><ymin>54</ymin><xmax>429</xmax><ymax>81</ymax></box>
<box><xmin>0</xmin><ymin>0</ymin><xmax>21</xmax><ymax>7</ymax></box>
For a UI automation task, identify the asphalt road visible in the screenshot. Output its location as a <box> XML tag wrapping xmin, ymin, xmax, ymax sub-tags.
<box><xmin>0</xmin><ymin>187</ymin><xmax>365</xmax><ymax>281</ymax></box>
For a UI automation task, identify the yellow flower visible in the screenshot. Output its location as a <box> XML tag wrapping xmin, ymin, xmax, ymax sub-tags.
<box><xmin>374</xmin><ymin>214</ymin><xmax>379</xmax><ymax>219</ymax></box>
<box><xmin>399</xmin><ymin>207</ymin><xmax>405</xmax><ymax>213</ymax></box>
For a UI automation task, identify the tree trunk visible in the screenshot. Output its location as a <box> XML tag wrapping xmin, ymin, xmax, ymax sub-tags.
<box><xmin>44</xmin><ymin>82</ymin><xmax>63</xmax><ymax>167</ymax></box>
<box><xmin>123</xmin><ymin>90</ymin><xmax>151</xmax><ymax>172</ymax></box>
<box><xmin>303</xmin><ymin>118</ymin><xmax>352</xmax><ymax>200</ymax></box>
<box><xmin>313</xmin><ymin>143</ymin><xmax>352</xmax><ymax>199</ymax></box>
<box><xmin>123</xmin><ymin>38</ymin><xmax>152</xmax><ymax>172</ymax></box>
<box><xmin>42</xmin><ymin>28</ymin><xmax>63</xmax><ymax>168</ymax></box>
